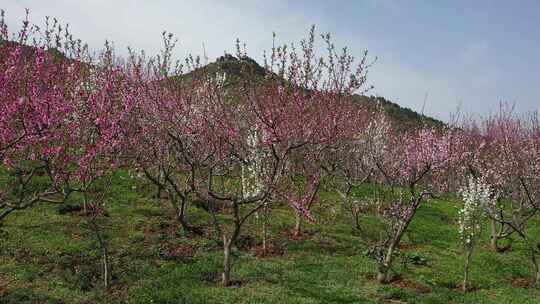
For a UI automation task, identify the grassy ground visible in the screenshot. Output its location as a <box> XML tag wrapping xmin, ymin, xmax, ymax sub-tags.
<box><xmin>1</xmin><ymin>171</ymin><xmax>539</xmax><ymax>303</ymax></box>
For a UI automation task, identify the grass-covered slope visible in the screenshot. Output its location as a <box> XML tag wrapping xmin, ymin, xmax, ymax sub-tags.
<box><xmin>1</xmin><ymin>171</ymin><xmax>539</xmax><ymax>303</ymax></box>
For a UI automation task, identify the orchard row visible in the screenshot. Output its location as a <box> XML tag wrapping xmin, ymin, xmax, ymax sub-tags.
<box><xmin>1</xmin><ymin>12</ymin><xmax>538</xmax><ymax>290</ymax></box>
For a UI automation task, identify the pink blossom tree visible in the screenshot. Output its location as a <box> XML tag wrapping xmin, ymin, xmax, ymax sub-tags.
<box><xmin>259</xmin><ymin>27</ymin><xmax>374</xmax><ymax>238</ymax></box>
<box><xmin>0</xmin><ymin>11</ymin><xmax>142</xmax><ymax>288</ymax></box>
<box><xmin>325</xmin><ymin>105</ymin><xmax>386</xmax><ymax>231</ymax></box>
<box><xmin>370</xmin><ymin>126</ymin><xmax>456</xmax><ymax>283</ymax></box>
<box><xmin>456</xmin><ymin>105</ymin><xmax>540</xmax><ymax>283</ymax></box>
<box><xmin>122</xmin><ymin>35</ymin><xmax>208</xmax><ymax>233</ymax></box>
<box><xmin>0</xmin><ymin>11</ymin><xmax>87</xmax><ymax>223</ymax></box>
<box><xmin>478</xmin><ymin>107</ymin><xmax>540</xmax><ymax>284</ymax></box>
<box><xmin>180</xmin><ymin>27</ymin><xmax>375</xmax><ymax>286</ymax></box>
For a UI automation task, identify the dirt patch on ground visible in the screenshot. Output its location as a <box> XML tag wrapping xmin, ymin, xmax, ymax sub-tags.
<box><xmin>106</xmin><ymin>282</ymin><xmax>130</xmax><ymax>298</ymax></box>
<box><xmin>71</xmin><ymin>231</ymin><xmax>83</xmax><ymax>241</ymax></box>
<box><xmin>142</xmin><ymin>224</ymin><xmax>161</xmax><ymax>240</ymax></box>
<box><xmin>452</xmin><ymin>283</ymin><xmax>481</xmax><ymax>293</ymax></box>
<box><xmin>250</xmin><ymin>242</ymin><xmax>286</xmax><ymax>258</ymax></box>
<box><xmin>143</xmin><ymin>221</ymin><xmax>182</xmax><ymax>238</ymax></box>
<box><xmin>397</xmin><ymin>243</ymin><xmax>423</xmax><ymax>251</ymax></box>
<box><xmin>161</xmin><ymin>242</ymin><xmax>197</xmax><ymax>262</ymax></box>
<box><xmin>279</xmin><ymin>228</ymin><xmax>317</xmax><ymax>241</ymax></box>
<box><xmin>150</xmin><ymin>220</ymin><xmax>205</xmax><ymax>239</ymax></box>
<box><xmin>58</xmin><ymin>204</ymin><xmax>110</xmax><ymax>217</ymax></box>
<box><xmin>391</xmin><ymin>276</ymin><xmax>432</xmax><ymax>294</ymax></box>
<box><xmin>363</xmin><ymin>274</ymin><xmax>432</xmax><ymax>294</ymax></box>
<box><xmin>510</xmin><ymin>277</ymin><xmax>535</xmax><ymax>289</ymax></box>
<box><xmin>0</xmin><ymin>274</ymin><xmax>9</xmax><ymax>298</ymax></box>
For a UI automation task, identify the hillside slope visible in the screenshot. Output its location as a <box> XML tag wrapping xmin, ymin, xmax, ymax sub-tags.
<box><xmin>0</xmin><ymin>171</ymin><xmax>539</xmax><ymax>303</ymax></box>
<box><xmin>179</xmin><ymin>54</ymin><xmax>445</xmax><ymax>129</ymax></box>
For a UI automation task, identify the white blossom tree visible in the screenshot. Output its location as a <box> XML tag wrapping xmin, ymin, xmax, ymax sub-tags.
<box><xmin>458</xmin><ymin>176</ymin><xmax>493</xmax><ymax>292</ymax></box>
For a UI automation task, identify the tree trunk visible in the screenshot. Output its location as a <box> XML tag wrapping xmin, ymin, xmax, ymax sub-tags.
<box><xmin>352</xmin><ymin>207</ymin><xmax>362</xmax><ymax>231</ymax></box>
<box><xmin>489</xmin><ymin>218</ymin><xmax>500</xmax><ymax>252</ymax></box>
<box><xmin>0</xmin><ymin>207</ymin><xmax>15</xmax><ymax>224</ymax></box>
<box><xmin>177</xmin><ymin>197</ymin><xmax>191</xmax><ymax>233</ymax></box>
<box><xmin>343</xmin><ymin>197</ymin><xmax>361</xmax><ymax>231</ymax></box>
<box><xmin>102</xmin><ymin>245</ymin><xmax>110</xmax><ymax>289</ymax></box>
<box><xmin>157</xmin><ymin>167</ymin><xmax>165</xmax><ymax>199</ymax></box>
<box><xmin>463</xmin><ymin>245</ymin><xmax>474</xmax><ymax>292</ymax></box>
<box><xmin>377</xmin><ymin>238</ymin><xmax>399</xmax><ymax>284</ymax></box>
<box><xmin>536</xmin><ymin>264</ymin><xmax>540</xmax><ymax>285</ymax></box>
<box><xmin>82</xmin><ymin>191</ymin><xmax>88</xmax><ymax>214</ymax></box>
<box><xmin>294</xmin><ymin>211</ymin><xmax>302</xmax><ymax>237</ymax></box>
<box><xmin>376</xmin><ymin>205</ymin><xmax>417</xmax><ymax>285</ymax></box>
<box><xmin>222</xmin><ymin>236</ymin><xmax>232</xmax><ymax>287</ymax></box>
<box><xmin>531</xmin><ymin>251</ymin><xmax>540</xmax><ymax>284</ymax></box>
<box><xmin>90</xmin><ymin>218</ymin><xmax>110</xmax><ymax>289</ymax></box>
<box><xmin>376</xmin><ymin>267</ymin><xmax>389</xmax><ymax>284</ymax></box>
<box><xmin>262</xmin><ymin>206</ymin><xmax>268</xmax><ymax>255</ymax></box>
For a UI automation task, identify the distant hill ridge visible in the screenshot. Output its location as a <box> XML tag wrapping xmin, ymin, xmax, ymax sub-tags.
<box><xmin>184</xmin><ymin>54</ymin><xmax>445</xmax><ymax>129</ymax></box>
<box><xmin>0</xmin><ymin>39</ymin><xmax>444</xmax><ymax>129</ymax></box>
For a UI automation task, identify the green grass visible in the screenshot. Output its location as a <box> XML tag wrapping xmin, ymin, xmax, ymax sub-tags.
<box><xmin>1</xmin><ymin>171</ymin><xmax>539</xmax><ymax>303</ymax></box>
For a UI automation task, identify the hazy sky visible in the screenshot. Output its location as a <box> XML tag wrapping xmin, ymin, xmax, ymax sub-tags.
<box><xmin>2</xmin><ymin>1</ymin><xmax>539</xmax><ymax>121</ymax></box>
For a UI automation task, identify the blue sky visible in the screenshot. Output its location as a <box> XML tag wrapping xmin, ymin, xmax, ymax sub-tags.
<box><xmin>2</xmin><ymin>0</ymin><xmax>539</xmax><ymax>121</ymax></box>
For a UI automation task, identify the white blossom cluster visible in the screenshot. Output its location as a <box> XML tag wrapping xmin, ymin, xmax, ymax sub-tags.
<box><xmin>458</xmin><ymin>176</ymin><xmax>493</xmax><ymax>246</ymax></box>
<box><xmin>241</xmin><ymin>125</ymin><xmax>267</xmax><ymax>199</ymax></box>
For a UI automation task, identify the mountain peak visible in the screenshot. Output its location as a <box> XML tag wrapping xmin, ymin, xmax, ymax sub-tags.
<box><xmin>211</xmin><ymin>53</ymin><xmax>266</xmax><ymax>78</ymax></box>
